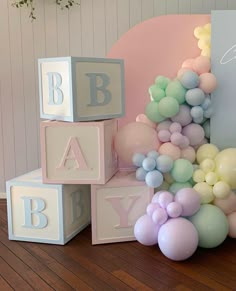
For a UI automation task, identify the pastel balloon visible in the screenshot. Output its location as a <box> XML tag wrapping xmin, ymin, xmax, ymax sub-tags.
<box><xmin>152</xmin><ymin>208</ymin><xmax>168</xmax><ymax>225</ymax></box>
<box><xmin>181</xmin><ymin>58</ymin><xmax>195</xmax><ymax>69</ymax></box>
<box><xmin>213</xmin><ymin>191</ymin><xmax>236</xmax><ymax>215</ymax></box>
<box><xmin>179</xmin><ymin>70</ymin><xmax>199</xmax><ymax>89</ymax></box>
<box><xmin>215</xmin><ymin>148</ymin><xmax>236</xmax><ymax>189</ymax></box>
<box><xmin>192</xmin><ymin>56</ymin><xmax>211</xmax><ymax>74</ymax></box>
<box><xmin>156</xmin><ymin>155</ymin><xmax>174</xmax><ymax>173</ymax></box>
<box><xmin>145</xmin><ymin>170</ymin><xmax>164</xmax><ymax>188</ymax></box>
<box><xmin>202</xmin><ymin>120</ymin><xmax>210</xmax><ymax>139</ymax></box>
<box><xmin>171</xmin><ymin>104</ymin><xmax>192</xmax><ymax>126</ymax></box>
<box><xmin>171</xmin><ymin>159</ymin><xmax>193</xmax><ymax>183</ymax></box>
<box><xmin>227</xmin><ymin>212</ymin><xmax>236</xmax><ymax>238</ymax></box>
<box><xmin>155</xmin><ymin>180</ymin><xmax>170</xmax><ymax>191</ymax></box>
<box><xmin>189</xmin><ymin>204</ymin><xmax>229</xmax><ymax>248</ymax></box>
<box><xmin>132</xmin><ymin>153</ymin><xmax>146</xmax><ymax>167</ymax></box>
<box><xmin>185</xmin><ymin>88</ymin><xmax>205</xmax><ymax>106</ymax></box>
<box><xmin>149</xmin><ymin>85</ymin><xmax>165</xmax><ymax>102</ymax></box>
<box><xmin>136</xmin><ymin>167</ymin><xmax>147</xmax><ymax>181</ymax></box>
<box><xmin>199</xmin><ymin>73</ymin><xmax>217</xmax><ymax>94</ymax></box>
<box><xmin>168</xmin><ymin>181</ymin><xmax>193</xmax><ymax>194</ymax></box>
<box><xmin>166</xmin><ymin>202</ymin><xmax>182</xmax><ymax>218</ymax></box>
<box><xmin>159</xmin><ymin>142</ymin><xmax>181</xmax><ymax>160</ymax></box>
<box><xmin>175</xmin><ymin>188</ymin><xmax>201</xmax><ymax>216</ymax></box>
<box><xmin>169</xmin><ymin>122</ymin><xmax>182</xmax><ymax>133</ymax></box>
<box><xmin>146</xmin><ymin>202</ymin><xmax>160</xmax><ymax>216</ymax></box>
<box><xmin>134</xmin><ymin>215</ymin><xmax>160</xmax><ymax>245</ymax></box>
<box><xmin>213</xmin><ymin>181</ymin><xmax>230</xmax><ymax>199</ymax></box>
<box><xmin>180</xmin><ymin>146</ymin><xmax>196</xmax><ymax>163</ymax></box>
<box><xmin>152</xmin><ymin>191</ymin><xmax>165</xmax><ymax>203</ymax></box>
<box><xmin>196</xmin><ymin>144</ymin><xmax>219</xmax><ymax>164</ymax></box>
<box><xmin>182</xmin><ymin>123</ymin><xmax>205</xmax><ymax>146</ymax></box>
<box><xmin>145</xmin><ymin>101</ymin><xmax>166</xmax><ymax>123</ymax></box>
<box><xmin>158</xmin><ymin>130</ymin><xmax>171</xmax><ymax>142</ymax></box>
<box><xmin>200</xmin><ymin>158</ymin><xmax>215</xmax><ymax>173</ymax></box>
<box><xmin>158</xmin><ymin>191</ymin><xmax>174</xmax><ymax>208</ymax></box>
<box><xmin>193</xmin><ymin>182</ymin><xmax>214</xmax><ymax>204</ymax></box>
<box><xmin>205</xmin><ymin>172</ymin><xmax>218</xmax><ymax>186</ymax></box>
<box><xmin>147</xmin><ymin>150</ymin><xmax>159</xmax><ymax>159</ymax></box>
<box><xmin>158</xmin><ymin>218</ymin><xmax>198</xmax><ymax>261</ymax></box>
<box><xmin>165</xmin><ymin>80</ymin><xmax>186</xmax><ymax>104</ymax></box>
<box><xmin>177</xmin><ymin>67</ymin><xmax>190</xmax><ymax>79</ymax></box>
<box><xmin>158</xmin><ymin>97</ymin><xmax>180</xmax><ymax>118</ymax></box>
<box><xmin>163</xmin><ymin>172</ymin><xmax>175</xmax><ymax>184</ymax></box>
<box><xmin>155</xmin><ymin>76</ymin><xmax>170</xmax><ymax>90</ymax></box>
<box><xmin>136</xmin><ymin>114</ymin><xmax>157</xmax><ymax>128</ymax></box>
<box><xmin>142</xmin><ymin>157</ymin><xmax>156</xmax><ymax>171</ymax></box>
<box><xmin>114</xmin><ymin>122</ymin><xmax>161</xmax><ymax>164</ymax></box>
<box><xmin>156</xmin><ymin>120</ymin><xmax>172</xmax><ymax>131</ymax></box>
<box><xmin>193</xmin><ymin>169</ymin><xmax>205</xmax><ymax>183</ymax></box>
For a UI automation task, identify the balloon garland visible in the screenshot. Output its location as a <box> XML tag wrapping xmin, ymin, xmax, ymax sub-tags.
<box><xmin>114</xmin><ymin>22</ymin><xmax>236</xmax><ymax>261</ymax></box>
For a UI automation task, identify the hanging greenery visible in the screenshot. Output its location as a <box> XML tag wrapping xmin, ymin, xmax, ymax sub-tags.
<box><xmin>12</xmin><ymin>0</ymin><xmax>80</xmax><ymax>21</ymax></box>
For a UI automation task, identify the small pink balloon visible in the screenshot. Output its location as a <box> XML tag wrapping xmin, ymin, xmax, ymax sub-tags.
<box><xmin>158</xmin><ymin>129</ymin><xmax>171</xmax><ymax>142</ymax></box>
<box><xmin>158</xmin><ymin>191</ymin><xmax>174</xmax><ymax>208</ymax></box>
<box><xmin>146</xmin><ymin>202</ymin><xmax>161</xmax><ymax>216</ymax></box>
<box><xmin>171</xmin><ymin>105</ymin><xmax>192</xmax><ymax>126</ymax></box>
<box><xmin>159</xmin><ymin>142</ymin><xmax>181</xmax><ymax>160</ymax></box>
<box><xmin>227</xmin><ymin>212</ymin><xmax>236</xmax><ymax>238</ymax></box>
<box><xmin>182</xmin><ymin>58</ymin><xmax>195</xmax><ymax>70</ymax></box>
<box><xmin>166</xmin><ymin>201</ymin><xmax>183</xmax><ymax>218</ymax></box>
<box><xmin>152</xmin><ymin>208</ymin><xmax>168</xmax><ymax>225</ymax></box>
<box><xmin>136</xmin><ymin>113</ymin><xmax>157</xmax><ymax>128</ymax></box>
<box><xmin>213</xmin><ymin>191</ymin><xmax>236</xmax><ymax>215</ymax></box>
<box><xmin>175</xmin><ymin>188</ymin><xmax>201</xmax><ymax>216</ymax></box>
<box><xmin>182</xmin><ymin>123</ymin><xmax>205</xmax><ymax>146</ymax></box>
<box><xmin>134</xmin><ymin>214</ymin><xmax>160</xmax><ymax>245</ymax></box>
<box><xmin>180</xmin><ymin>146</ymin><xmax>196</xmax><ymax>163</ymax></box>
<box><xmin>192</xmin><ymin>56</ymin><xmax>211</xmax><ymax>75</ymax></box>
<box><xmin>158</xmin><ymin>218</ymin><xmax>198</xmax><ymax>261</ymax></box>
<box><xmin>114</xmin><ymin>122</ymin><xmax>161</xmax><ymax>164</ymax></box>
<box><xmin>199</xmin><ymin>73</ymin><xmax>217</xmax><ymax>94</ymax></box>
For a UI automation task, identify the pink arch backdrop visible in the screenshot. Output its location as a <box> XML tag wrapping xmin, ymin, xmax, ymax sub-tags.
<box><xmin>107</xmin><ymin>14</ymin><xmax>210</xmax><ymax>129</ymax></box>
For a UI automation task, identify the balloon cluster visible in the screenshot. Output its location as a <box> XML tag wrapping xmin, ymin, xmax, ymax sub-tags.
<box><xmin>192</xmin><ymin>144</ymin><xmax>232</xmax><ymax>203</ymax></box>
<box><xmin>132</xmin><ymin>150</ymin><xmax>194</xmax><ymax>189</ymax></box>
<box><xmin>194</xmin><ymin>23</ymin><xmax>211</xmax><ymax>57</ymax></box>
<box><xmin>134</xmin><ymin>189</ymin><xmax>201</xmax><ymax>261</ymax></box>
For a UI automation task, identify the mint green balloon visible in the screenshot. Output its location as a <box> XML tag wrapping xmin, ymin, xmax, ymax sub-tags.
<box><xmin>189</xmin><ymin>204</ymin><xmax>229</xmax><ymax>248</ymax></box>
<box><xmin>171</xmin><ymin>159</ymin><xmax>193</xmax><ymax>183</ymax></box>
<box><xmin>145</xmin><ymin>101</ymin><xmax>166</xmax><ymax>123</ymax></box>
<box><xmin>149</xmin><ymin>85</ymin><xmax>165</xmax><ymax>102</ymax></box>
<box><xmin>169</xmin><ymin>182</ymin><xmax>192</xmax><ymax>194</ymax></box>
<box><xmin>166</xmin><ymin>80</ymin><xmax>187</xmax><ymax>104</ymax></box>
<box><xmin>158</xmin><ymin>97</ymin><xmax>180</xmax><ymax>118</ymax></box>
<box><xmin>155</xmin><ymin>76</ymin><xmax>170</xmax><ymax>90</ymax></box>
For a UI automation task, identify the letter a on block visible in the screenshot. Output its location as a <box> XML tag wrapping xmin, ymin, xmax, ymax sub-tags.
<box><xmin>57</xmin><ymin>137</ymin><xmax>89</xmax><ymax>170</ymax></box>
<box><xmin>86</xmin><ymin>73</ymin><xmax>112</xmax><ymax>106</ymax></box>
<box><xmin>21</xmin><ymin>197</ymin><xmax>48</xmax><ymax>229</ymax></box>
<box><xmin>47</xmin><ymin>72</ymin><xmax>64</xmax><ymax>105</ymax></box>
<box><xmin>106</xmin><ymin>195</ymin><xmax>140</xmax><ymax>228</ymax></box>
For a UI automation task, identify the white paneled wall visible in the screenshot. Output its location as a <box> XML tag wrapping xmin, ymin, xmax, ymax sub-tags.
<box><xmin>0</xmin><ymin>0</ymin><xmax>231</xmax><ymax>193</ymax></box>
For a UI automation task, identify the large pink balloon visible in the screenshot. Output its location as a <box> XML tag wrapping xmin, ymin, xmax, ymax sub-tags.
<box><xmin>134</xmin><ymin>214</ymin><xmax>160</xmax><ymax>245</ymax></box>
<box><xmin>158</xmin><ymin>218</ymin><xmax>198</xmax><ymax>261</ymax></box>
<box><xmin>114</xmin><ymin>122</ymin><xmax>161</xmax><ymax>164</ymax></box>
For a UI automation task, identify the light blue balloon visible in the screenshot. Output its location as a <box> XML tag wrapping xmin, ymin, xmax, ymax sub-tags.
<box><xmin>132</xmin><ymin>153</ymin><xmax>145</xmax><ymax>167</ymax></box>
<box><xmin>136</xmin><ymin>167</ymin><xmax>147</xmax><ymax>181</ymax></box>
<box><xmin>145</xmin><ymin>170</ymin><xmax>164</xmax><ymax>188</ymax></box>
<box><xmin>203</xmin><ymin>106</ymin><xmax>213</xmax><ymax>118</ymax></box>
<box><xmin>156</xmin><ymin>155</ymin><xmax>174</xmax><ymax>173</ymax></box>
<box><xmin>190</xmin><ymin>106</ymin><xmax>204</xmax><ymax>119</ymax></box>
<box><xmin>147</xmin><ymin>150</ymin><xmax>159</xmax><ymax>159</ymax></box>
<box><xmin>142</xmin><ymin>157</ymin><xmax>156</xmax><ymax>171</ymax></box>
<box><xmin>201</xmin><ymin>97</ymin><xmax>211</xmax><ymax>110</ymax></box>
<box><xmin>179</xmin><ymin>70</ymin><xmax>200</xmax><ymax>89</ymax></box>
<box><xmin>185</xmin><ymin>88</ymin><xmax>205</xmax><ymax>106</ymax></box>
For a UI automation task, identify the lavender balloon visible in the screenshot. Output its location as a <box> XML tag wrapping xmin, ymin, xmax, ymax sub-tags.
<box><xmin>175</xmin><ymin>188</ymin><xmax>201</xmax><ymax>216</ymax></box>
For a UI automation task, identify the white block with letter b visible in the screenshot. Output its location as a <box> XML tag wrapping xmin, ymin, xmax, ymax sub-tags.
<box><xmin>6</xmin><ymin>169</ymin><xmax>91</xmax><ymax>245</ymax></box>
<box><xmin>38</xmin><ymin>56</ymin><xmax>125</xmax><ymax>122</ymax></box>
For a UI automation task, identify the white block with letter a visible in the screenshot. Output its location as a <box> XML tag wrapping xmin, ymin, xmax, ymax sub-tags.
<box><xmin>38</xmin><ymin>56</ymin><xmax>125</xmax><ymax>122</ymax></box>
<box><xmin>40</xmin><ymin>119</ymin><xmax>118</xmax><ymax>184</ymax></box>
<box><xmin>6</xmin><ymin>169</ymin><xmax>91</xmax><ymax>245</ymax></box>
<box><xmin>91</xmin><ymin>171</ymin><xmax>154</xmax><ymax>244</ymax></box>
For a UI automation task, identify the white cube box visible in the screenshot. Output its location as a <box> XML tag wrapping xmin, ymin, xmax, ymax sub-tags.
<box><xmin>91</xmin><ymin>171</ymin><xmax>154</xmax><ymax>244</ymax></box>
<box><xmin>6</xmin><ymin>169</ymin><xmax>91</xmax><ymax>245</ymax></box>
<box><xmin>38</xmin><ymin>56</ymin><xmax>125</xmax><ymax>122</ymax></box>
<box><xmin>41</xmin><ymin>119</ymin><xmax>118</xmax><ymax>184</ymax></box>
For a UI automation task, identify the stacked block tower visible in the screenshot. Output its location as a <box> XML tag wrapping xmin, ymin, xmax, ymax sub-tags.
<box><xmin>6</xmin><ymin>56</ymin><xmax>153</xmax><ymax>245</ymax></box>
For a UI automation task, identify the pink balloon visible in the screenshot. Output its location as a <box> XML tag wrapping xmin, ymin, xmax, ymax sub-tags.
<box><xmin>114</xmin><ymin>122</ymin><xmax>161</xmax><ymax>164</ymax></box>
<box><xmin>134</xmin><ymin>214</ymin><xmax>160</xmax><ymax>245</ymax></box>
<box><xmin>192</xmin><ymin>56</ymin><xmax>211</xmax><ymax>75</ymax></box>
<box><xmin>175</xmin><ymin>188</ymin><xmax>201</xmax><ymax>216</ymax></box>
<box><xmin>182</xmin><ymin>123</ymin><xmax>205</xmax><ymax>146</ymax></box>
<box><xmin>158</xmin><ymin>218</ymin><xmax>198</xmax><ymax>261</ymax></box>
<box><xmin>199</xmin><ymin>73</ymin><xmax>217</xmax><ymax>94</ymax></box>
<box><xmin>136</xmin><ymin>114</ymin><xmax>157</xmax><ymax>128</ymax></box>
<box><xmin>181</xmin><ymin>58</ymin><xmax>195</xmax><ymax>70</ymax></box>
<box><xmin>180</xmin><ymin>146</ymin><xmax>196</xmax><ymax>163</ymax></box>
<box><xmin>213</xmin><ymin>191</ymin><xmax>236</xmax><ymax>215</ymax></box>
<box><xmin>159</xmin><ymin>142</ymin><xmax>181</xmax><ymax>160</ymax></box>
<box><xmin>227</xmin><ymin>212</ymin><xmax>236</xmax><ymax>238</ymax></box>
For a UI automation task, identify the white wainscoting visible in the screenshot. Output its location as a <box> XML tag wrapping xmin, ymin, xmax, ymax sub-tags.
<box><xmin>0</xmin><ymin>0</ymin><xmax>233</xmax><ymax>195</ymax></box>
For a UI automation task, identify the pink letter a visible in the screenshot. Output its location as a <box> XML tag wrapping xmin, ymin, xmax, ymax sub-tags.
<box><xmin>57</xmin><ymin>137</ymin><xmax>89</xmax><ymax>170</ymax></box>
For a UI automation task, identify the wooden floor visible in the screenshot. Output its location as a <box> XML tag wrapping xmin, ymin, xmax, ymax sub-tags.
<box><xmin>0</xmin><ymin>200</ymin><xmax>236</xmax><ymax>290</ymax></box>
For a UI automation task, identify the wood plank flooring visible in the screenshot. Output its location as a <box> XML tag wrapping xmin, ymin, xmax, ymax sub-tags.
<box><xmin>0</xmin><ymin>199</ymin><xmax>236</xmax><ymax>290</ymax></box>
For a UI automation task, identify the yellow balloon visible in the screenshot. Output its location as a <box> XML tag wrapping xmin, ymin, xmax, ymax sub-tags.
<box><xmin>204</xmin><ymin>23</ymin><xmax>211</xmax><ymax>32</ymax></box>
<box><xmin>193</xmin><ymin>169</ymin><xmax>205</xmax><ymax>183</ymax></box>
<box><xmin>205</xmin><ymin>172</ymin><xmax>218</xmax><ymax>186</ymax></box>
<box><xmin>213</xmin><ymin>181</ymin><xmax>230</xmax><ymax>199</ymax></box>
<box><xmin>200</xmin><ymin>158</ymin><xmax>215</xmax><ymax>173</ymax></box>
<box><xmin>215</xmin><ymin>148</ymin><xmax>236</xmax><ymax>189</ymax></box>
<box><xmin>194</xmin><ymin>26</ymin><xmax>203</xmax><ymax>38</ymax></box>
<box><xmin>196</xmin><ymin>144</ymin><xmax>219</xmax><ymax>164</ymax></box>
<box><xmin>201</xmin><ymin>48</ymin><xmax>211</xmax><ymax>58</ymax></box>
<box><xmin>194</xmin><ymin>182</ymin><xmax>214</xmax><ymax>204</ymax></box>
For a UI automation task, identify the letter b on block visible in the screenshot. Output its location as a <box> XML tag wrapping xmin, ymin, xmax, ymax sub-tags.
<box><xmin>38</xmin><ymin>57</ymin><xmax>125</xmax><ymax>122</ymax></box>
